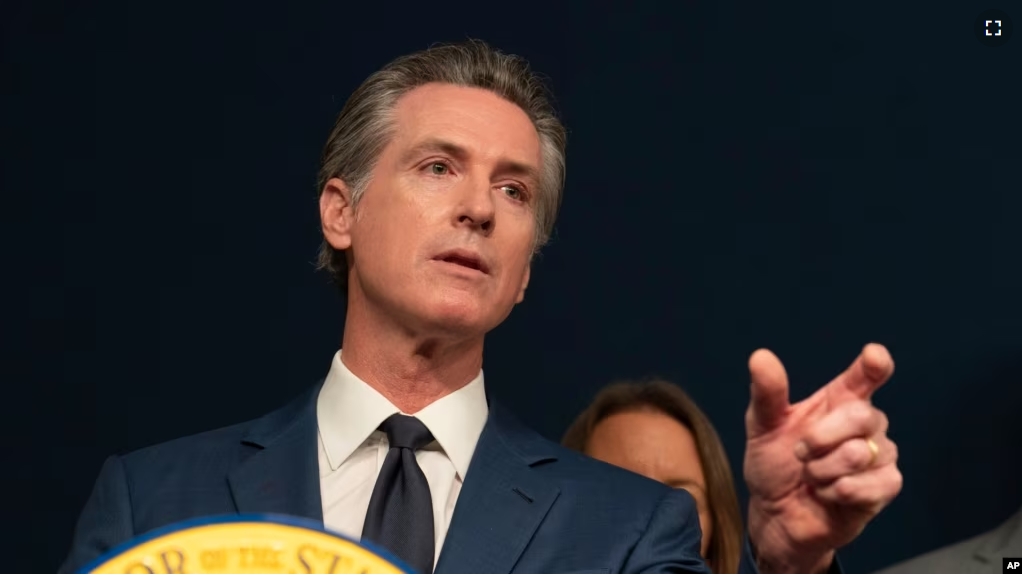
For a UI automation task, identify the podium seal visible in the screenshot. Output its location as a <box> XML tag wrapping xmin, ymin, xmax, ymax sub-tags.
<box><xmin>81</xmin><ymin>514</ymin><xmax>411</xmax><ymax>574</ymax></box>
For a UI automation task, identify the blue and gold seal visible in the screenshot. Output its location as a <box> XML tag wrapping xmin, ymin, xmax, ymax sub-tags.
<box><xmin>81</xmin><ymin>515</ymin><xmax>411</xmax><ymax>574</ymax></box>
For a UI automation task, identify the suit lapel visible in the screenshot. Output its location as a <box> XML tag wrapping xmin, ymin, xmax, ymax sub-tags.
<box><xmin>436</xmin><ymin>404</ymin><xmax>560</xmax><ymax>574</ymax></box>
<box><xmin>227</xmin><ymin>382</ymin><xmax>324</xmax><ymax>522</ymax></box>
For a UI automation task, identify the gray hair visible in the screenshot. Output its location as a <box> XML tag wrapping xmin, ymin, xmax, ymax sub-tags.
<box><xmin>315</xmin><ymin>39</ymin><xmax>567</xmax><ymax>291</ymax></box>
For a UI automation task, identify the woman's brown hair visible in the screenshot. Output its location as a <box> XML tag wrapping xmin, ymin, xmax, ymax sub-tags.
<box><xmin>562</xmin><ymin>379</ymin><xmax>744</xmax><ymax>574</ymax></box>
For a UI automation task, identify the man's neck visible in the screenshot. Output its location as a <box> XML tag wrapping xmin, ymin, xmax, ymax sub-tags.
<box><xmin>339</xmin><ymin>296</ymin><xmax>485</xmax><ymax>415</ymax></box>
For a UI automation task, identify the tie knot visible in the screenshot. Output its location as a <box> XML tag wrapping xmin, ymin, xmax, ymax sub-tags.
<box><xmin>379</xmin><ymin>414</ymin><xmax>434</xmax><ymax>451</ymax></box>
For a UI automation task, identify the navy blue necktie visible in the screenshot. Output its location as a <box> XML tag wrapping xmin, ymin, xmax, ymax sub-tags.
<box><xmin>362</xmin><ymin>414</ymin><xmax>436</xmax><ymax>574</ymax></box>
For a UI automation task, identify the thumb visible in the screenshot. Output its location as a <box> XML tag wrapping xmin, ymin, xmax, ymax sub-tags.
<box><xmin>747</xmin><ymin>348</ymin><xmax>791</xmax><ymax>434</ymax></box>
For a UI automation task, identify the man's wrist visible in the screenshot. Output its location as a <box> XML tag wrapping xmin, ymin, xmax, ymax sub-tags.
<box><xmin>748</xmin><ymin>501</ymin><xmax>836</xmax><ymax>574</ymax></box>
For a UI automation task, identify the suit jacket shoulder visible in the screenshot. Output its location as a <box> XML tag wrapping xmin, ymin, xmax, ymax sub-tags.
<box><xmin>60</xmin><ymin>384</ymin><xmax>322</xmax><ymax>573</ymax></box>
<box><xmin>117</xmin><ymin>383</ymin><xmax>315</xmax><ymax>489</ymax></box>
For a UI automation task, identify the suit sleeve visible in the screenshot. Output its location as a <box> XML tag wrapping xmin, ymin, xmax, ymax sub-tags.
<box><xmin>59</xmin><ymin>455</ymin><xmax>135</xmax><ymax>574</ymax></box>
<box><xmin>621</xmin><ymin>488</ymin><xmax>712</xmax><ymax>574</ymax></box>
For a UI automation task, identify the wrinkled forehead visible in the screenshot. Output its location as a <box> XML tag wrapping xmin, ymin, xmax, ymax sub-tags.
<box><xmin>387</xmin><ymin>83</ymin><xmax>543</xmax><ymax>174</ymax></box>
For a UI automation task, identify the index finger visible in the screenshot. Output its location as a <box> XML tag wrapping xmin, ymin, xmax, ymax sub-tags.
<box><xmin>835</xmin><ymin>343</ymin><xmax>895</xmax><ymax>399</ymax></box>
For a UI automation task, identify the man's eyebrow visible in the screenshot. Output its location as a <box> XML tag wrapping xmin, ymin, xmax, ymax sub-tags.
<box><xmin>400</xmin><ymin>138</ymin><xmax>540</xmax><ymax>185</ymax></box>
<box><xmin>499</xmin><ymin>157</ymin><xmax>540</xmax><ymax>187</ymax></box>
<box><xmin>399</xmin><ymin>138</ymin><xmax>470</xmax><ymax>165</ymax></box>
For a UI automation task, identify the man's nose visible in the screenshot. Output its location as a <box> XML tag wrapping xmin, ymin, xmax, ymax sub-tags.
<box><xmin>455</xmin><ymin>179</ymin><xmax>496</xmax><ymax>234</ymax></box>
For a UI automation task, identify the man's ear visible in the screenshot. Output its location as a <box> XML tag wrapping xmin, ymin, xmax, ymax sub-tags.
<box><xmin>515</xmin><ymin>265</ymin><xmax>531</xmax><ymax>304</ymax></box>
<box><xmin>320</xmin><ymin>178</ymin><xmax>355</xmax><ymax>251</ymax></box>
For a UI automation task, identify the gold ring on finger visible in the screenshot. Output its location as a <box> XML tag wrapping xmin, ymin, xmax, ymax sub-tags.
<box><xmin>865</xmin><ymin>437</ymin><xmax>880</xmax><ymax>467</ymax></box>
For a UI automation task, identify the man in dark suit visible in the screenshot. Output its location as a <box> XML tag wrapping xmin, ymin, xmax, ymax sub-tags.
<box><xmin>879</xmin><ymin>508</ymin><xmax>1022</xmax><ymax>573</ymax></box>
<box><xmin>61</xmin><ymin>40</ymin><xmax>903</xmax><ymax>574</ymax></box>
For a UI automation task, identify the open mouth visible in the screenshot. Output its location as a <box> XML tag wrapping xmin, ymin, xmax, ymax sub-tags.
<box><xmin>433</xmin><ymin>250</ymin><xmax>489</xmax><ymax>274</ymax></box>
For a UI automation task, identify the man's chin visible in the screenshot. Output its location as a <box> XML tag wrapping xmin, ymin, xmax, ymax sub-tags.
<box><xmin>425</xmin><ymin>312</ymin><xmax>491</xmax><ymax>338</ymax></box>
<box><xmin>417</xmin><ymin>299</ymin><xmax>502</xmax><ymax>338</ymax></box>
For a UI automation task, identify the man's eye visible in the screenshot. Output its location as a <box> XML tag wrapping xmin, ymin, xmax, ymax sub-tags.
<box><xmin>502</xmin><ymin>185</ymin><xmax>524</xmax><ymax>201</ymax></box>
<box><xmin>430</xmin><ymin>162</ymin><xmax>448</xmax><ymax>175</ymax></box>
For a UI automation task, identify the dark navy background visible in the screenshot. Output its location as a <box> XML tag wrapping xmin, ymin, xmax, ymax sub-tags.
<box><xmin>3</xmin><ymin>0</ymin><xmax>1020</xmax><ymax>572</ymax></box>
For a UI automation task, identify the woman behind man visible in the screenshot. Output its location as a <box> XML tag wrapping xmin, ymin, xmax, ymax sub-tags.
<box><xmin>562</xmin><ymin>379</ymin><xmax>744</xmax><ymax>573</ymax></box>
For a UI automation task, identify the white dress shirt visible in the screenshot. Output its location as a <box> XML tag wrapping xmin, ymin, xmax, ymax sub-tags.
<box><xmin>316</xmin><ymin>351</ymin><xmax>489</xmax><ymax>569</ymax></box>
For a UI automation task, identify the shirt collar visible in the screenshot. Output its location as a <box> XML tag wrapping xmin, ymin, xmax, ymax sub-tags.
<box><xmin>316</xmin><ymin>350</ymin><xmax>488</xmax><ymax>480</ymax></box>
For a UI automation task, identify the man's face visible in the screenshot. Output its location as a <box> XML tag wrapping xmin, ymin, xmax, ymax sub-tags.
<box><xmin>322</xmin><ymin>83</ymin><xmax>541</xmax><ymax>338</ymax></box>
